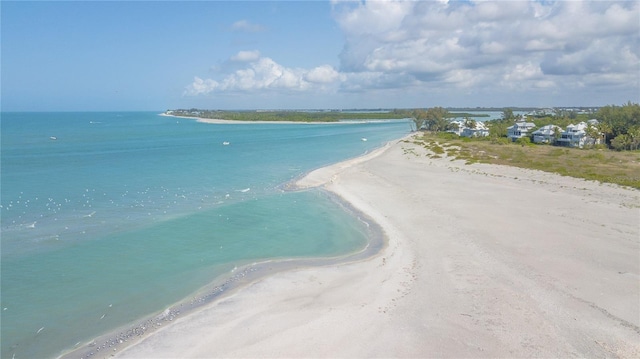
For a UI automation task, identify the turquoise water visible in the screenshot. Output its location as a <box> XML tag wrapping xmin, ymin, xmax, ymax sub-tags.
<box><xmin>1</xmin><ymin>112</ymin><xmax>410</xmax><ymax>358</ymax></box>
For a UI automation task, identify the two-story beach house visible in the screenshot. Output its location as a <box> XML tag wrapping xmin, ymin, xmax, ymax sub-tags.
<box><xmin>532</xmin><ymin>124</ymin><xmax>563</xmax><ymax>144</ymax></box>
<box><xmin>461</xmin><ymin>121</ymin><xmax>489</xmax><ymax>138</ymax></box>
<box><xmin>555</xmin><ymin>120</ymin><xmax>600</xmax><ymax>148</ymax></box>
<box><xmin>447</xmin><ymin>120</ymin><xmax>489</xmax><ymax>138</ymax></box>
<box><xmin>507</xmin><ymin>121</ymin><xmax>536</xmax><ymax>141</ymax></box>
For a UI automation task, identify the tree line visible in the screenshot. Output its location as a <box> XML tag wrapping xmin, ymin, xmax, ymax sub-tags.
<box><xmin>594</xmin><ymin>102</ymin><xmax>640</xmax><ymax>150</ymax></box>
<box><xmin>167</xmin><ymin>109</ymin><xmax>407</xmax><ymax>122</ymax></box>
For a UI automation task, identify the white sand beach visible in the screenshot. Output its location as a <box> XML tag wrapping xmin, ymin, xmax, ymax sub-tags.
<box><xmin>160</xmin><ymin>113</ymin><xmax>320</xmax><ymax>125</ymax></box>
<box><xmin>160</xmin><ymin>113</ymin><xmax>383</xmax><ymax>125</ymax></box>
<box><xmin>116</xmin><ymin>135</ymin><xmax>640</xmax><ymax>358</ymax></box>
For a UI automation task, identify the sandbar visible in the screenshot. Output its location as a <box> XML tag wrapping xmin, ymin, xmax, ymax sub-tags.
<box><xmin>115</xmin><ymin>134</ymin><xmax>640</xmax><ymax>358</ymax></box>
<box><xmin>160</xmin><ymin>112</ymin><xmax>392</xmax><ymax>125</ymax></box>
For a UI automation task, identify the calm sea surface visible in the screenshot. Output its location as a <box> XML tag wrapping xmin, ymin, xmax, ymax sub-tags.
<box><xmin>1</xmin><ymin>112</ymin><xmax>410</xmax><ymax>358</ymax></box>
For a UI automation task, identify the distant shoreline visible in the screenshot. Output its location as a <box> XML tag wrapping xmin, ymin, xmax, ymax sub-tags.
<box><xmin>159</xmin><ymin>108</ymin><xmax>414</xmax><ymax>124</ymax></box>
<box><xmin>160</xmin><ymin>112</ymin><xmax>406</xmax><ymax>125</ymax></box>
<box><xmin>160</xmin><ymin>112</ymin><xmax>336</xmax><ymax>124</ymax></box>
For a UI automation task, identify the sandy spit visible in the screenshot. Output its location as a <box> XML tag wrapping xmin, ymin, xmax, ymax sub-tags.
<box><xmin>160</xmin><ymin>113</ymin><xmax>360</xmax><ymax>125</ymax></box>
<box><xmin>115</xmin><ymin>134</ymin><xmax>640</xmax><ymax>358</ymax></box>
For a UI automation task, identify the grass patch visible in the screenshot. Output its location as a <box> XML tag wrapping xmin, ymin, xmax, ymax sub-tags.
<box><xmin>415</xmin><ymin>132</ymin><xmax>640</xmax><ymax>189</ymax></box>
<box><xmin>430</xmin><ymin>144</ymin><xmax>445</xmax><ymax>155</ymax></box>
<box><xmin>436</xmin><ymin>132</ymin><xmax>459</xmax><ymax>140</ymax></box>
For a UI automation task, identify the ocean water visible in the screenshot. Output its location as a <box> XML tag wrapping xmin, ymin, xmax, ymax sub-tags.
<box><xmin>0</xmin><ymin>112</ymin><xmax>410</xmax><ymax>358</ymax></box>
<box><xmin>449</xmin><ymin>110</ymin><xmax>529</xmax><ymax>122</ymax></box>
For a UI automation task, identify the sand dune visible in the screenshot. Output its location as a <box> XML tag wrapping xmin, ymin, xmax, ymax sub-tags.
<box><xmin>116</xmin><ymin>135</ymin><xmax>639</xmax><ymax>358</ymax></box>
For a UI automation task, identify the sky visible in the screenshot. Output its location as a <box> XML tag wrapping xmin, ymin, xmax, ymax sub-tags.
<box><xmin>2</xmin><ymin>0</ymin><xmax>639</xmax><ymax>111</ymax></box>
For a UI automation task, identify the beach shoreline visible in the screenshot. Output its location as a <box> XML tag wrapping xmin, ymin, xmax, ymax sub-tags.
<box><xmin>113</xmin><ymin>134</ymin><xmax>639</xmax><ymax>358</ymax></box>
<box><xmin>159</xmin><ymin>112</ymin><xmax>399</xmax><ymax>125</ymax></box>
<box><xmin>54</xmin><ymin>118</ymin><xmax>407</xmax><ymax>359</ymax></box>
<box><xmin>58</xmin><ymin>188</ymin><xmax>388</xmax><ymax>359</ymax></box>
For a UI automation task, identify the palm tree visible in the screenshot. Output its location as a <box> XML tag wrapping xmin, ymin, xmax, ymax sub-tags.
<box><xmin>584</xmin><ymin>124</ymin><xmax>601</xmax><ymax>148</ymax></box>
<box><xmin>553</xmin><ymin>126</ymin><xmax>561</xmax><ymax>145</ymax></box>
<box><xmin>611</xmin><ymin>134</ymin><xmax>631</xmax><ymax>151</ymax></box>
<box><xmin>628</xmin><ymin>126</ymin><xmax>640</xmax><ymax>150</ymax></box>
<box><xmin>597</xmin><ymin>122</ymin><xmax>612</xmax><ymax>147</ymax></box>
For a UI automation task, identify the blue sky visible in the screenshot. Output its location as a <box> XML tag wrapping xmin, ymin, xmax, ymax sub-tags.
<box><xmin>2</xmin><ymin>1</ymin><xmax>639</xmax><ymax>111</ymax></box>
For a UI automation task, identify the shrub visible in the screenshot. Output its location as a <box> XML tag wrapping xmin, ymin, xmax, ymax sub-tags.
<box><xmin>491</xmin><ymin>137</ymin><xmax>510</xmax><ymax>145</ymax></box>
<box><xmin>436</xmin><ymin>132</ymin><xmax>459</xmax><ymax>140</ymax></box>
<box><xmin>516</xmin><ymin>137</ymin><xmax>531</xmax><ymax>146</ymax></box>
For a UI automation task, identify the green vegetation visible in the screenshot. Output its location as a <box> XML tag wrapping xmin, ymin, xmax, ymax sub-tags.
<box><xmin>482</xmin><ymin>102</ymin><xmax>640</xmax><ymax>151</ymax></box>
<box><xmin>401</xmin><ymin>103</ymin><xmax>640</xmax><ymax>187</ymax></box>
<box><xmin>515</xmin><ymin>137</ymin><xmax>532</xmax><ymax>146</ymax></box>
<box><xmin>414</xmin><ymin>132</ymin><xmax>640</xmax><ymax>189</ymax></box>
<box><xmin>168</xmin><ymin>108</ymin><xmax>486</xmax><ymax>127</ymax></box>
<box><xmin>167</xmin><ymin>109</ymin><xmax>408</xmax><ymax>122</ymax></box>
<box><xmin>407</xmin><ymin>107</ymin><xmax>452</xmax><ymax>132</ymax></box>
<box><xmin>595</xmin><ymin>102</ymin><xmax>640</xmax><ymax>150</ymax></box>
<box><xmin>447</xmin><ymin>112</ymin><xmax>490</xmax><ymax>119</ymax></box>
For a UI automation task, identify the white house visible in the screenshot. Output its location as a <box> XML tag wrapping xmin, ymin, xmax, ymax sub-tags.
<box><xmin>555</xmin><ymin>120</ymin><xmax>600</xmax><ymax>148</ymax></box>
<box><xmin>507</xmin><ymin>122</ymin><xmax>536</xmax><ymax>141</ymax></box>
<box><xmin>461</xmin><ymin>121</ymin><xmax>489</xmax><ymax>137</ymax></box>
<box><xmin>532</xmin><ymin>124</ymin><xmax>563</xmax><ymax>144</ymax></box>
<box><xmin>447</xmin><ymin>120</ymin><xmax>465</xmax><ymax>136</ymax></box>
<box><xmin>447</xmin><ymin>119</ymin><xmax>489</xmax><ymax>138</ymax></box>
<box><xmin>527</xmin><ymin>109</ymin><xmax>554</xmax><ymax>117</ymax></box>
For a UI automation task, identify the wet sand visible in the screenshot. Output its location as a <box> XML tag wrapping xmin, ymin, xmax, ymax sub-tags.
<box><xmin>115</xmin><ymin>134</ymin><xmax>640</xmax><ymax>358</ymax></box>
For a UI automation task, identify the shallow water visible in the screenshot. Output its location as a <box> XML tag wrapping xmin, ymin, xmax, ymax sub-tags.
<box><xmin>1</xmin><ymin>112</ymin><xmax>410</xmax><ymax>358</ymax></box>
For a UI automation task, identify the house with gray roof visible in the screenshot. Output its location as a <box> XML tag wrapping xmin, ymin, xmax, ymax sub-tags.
<box><xmin>532</xmin><ymin>125</ymin><xmax>563</xmax><ymax>144</ymax></box>
<box><xmin>507</xmin><ymin>122</ymin><xmax>536</xmax><ymax>141</ymax></box>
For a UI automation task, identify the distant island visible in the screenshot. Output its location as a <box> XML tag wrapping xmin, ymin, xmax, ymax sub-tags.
<box><xmin>163</xmin><ymin>109</ymin><xmax>489</xmax><ymax>122</ymax></box>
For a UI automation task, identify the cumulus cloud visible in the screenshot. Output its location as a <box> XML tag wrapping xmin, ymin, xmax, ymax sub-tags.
<box><xmin>187</xmin><ymin>77</ymin><xmax>220</xmax><ymax>96</ymax></box>
<box><xmin>305</xmin><ymin>65</ymin><xmax>342</xmax><ymax>84</ymax></box>
<box><xmin>187</xmin><ymin>1</ymin><xmax>639</xmax><ymax>103</ymax></box>
<box><xmin>185</xmin><ymin>51</ymin><xmax>342</xmax><ymax>95</ymax></box>
<box><xmin>331</xmin><ymin>0</ymin><xmax>639</xmax><ymax>94</ymax></box>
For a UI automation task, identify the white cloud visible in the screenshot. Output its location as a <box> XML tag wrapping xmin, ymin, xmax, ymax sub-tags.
<box><xmin>470</xmin><ymin>0</ymin><xmax>529</xmax><ymax>22</ymax></box>
<box><xmin>187</xmin><ymin>1</ymin><xmax>639</xmax><ymax>104</ymax></box>
<box><xmin>305</xmin><ymin>65</ymin><xmax>342</xmax><ymax>84</ymax></box>
<box><xmin>503</xmin><ymin>62</ymin><xmax>543</xmax><ymax>82</ymax></box>
<box><xmin>331</xmin><ymin>0</ymin><xmax>639</xmax><ymax>95</ymax></box>
<box><xmin>185</xmin><ymin>54</ymin><xmax>344</xmax><ymax>95</ymax></box>
<box><xmin>230</xmin><ymin>50</ymin><xmax>261</xmax><ymax>62</ymax></box>
<box><xmin>187</xmin><ymin>77</ymin><xmax>219</xmax><ymax>96</ymax></box>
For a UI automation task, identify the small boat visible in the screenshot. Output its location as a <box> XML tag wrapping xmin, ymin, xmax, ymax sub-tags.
<box><xmin>50</xmin><ymin>136</ymin><xmax>57</xmax><ymax>140</ymax></box>
<box><xmin>222</xmin><ymin>141</ymin><xmax>230</xmax><ymax>145</ymax></box>
<box><xmin>361</xmin><ymin>138</ymin><xmax>367</xmax><ymax>142</ymax></box>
